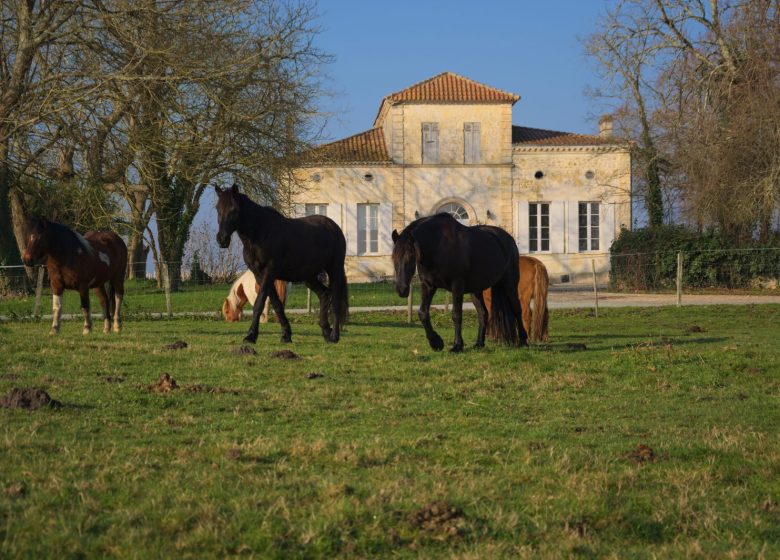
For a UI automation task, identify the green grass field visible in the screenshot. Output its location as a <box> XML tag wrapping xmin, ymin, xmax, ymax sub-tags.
<box><xmin>1</xmin><ymin>305</ymin><xmax>779</xmax><ymax>558</ymax></box>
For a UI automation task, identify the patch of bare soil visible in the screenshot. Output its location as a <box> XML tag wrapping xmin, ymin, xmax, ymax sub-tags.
<box><xmin>270</xmin><ymin>349</ymin><xmax>299</xmax><ymax>360</ymax></box>
<box><xmin>686</xmin><ymin>325</ymin><xmax>706</xmax><ymax>333</ymax></box>
<box><xmin>147</xmin><ymin>373</ymin><xmax>179</xmax><ymax>393</ymax></box>
<box><xmin>625</xmin><ymin>443</ymin><xmax>657</xmax><ymax>464</ymax></box>
<box><xmin>100</xmin><ymin>375</ymin><xmax>125</xmax><ymax>383</ymax></box>
<box><xmin>408</xmin><ymin>501</ymin><xmax>466</xmax><ymax>539</ymax></box>
<box><xmin>226</xmin><ymin>447</ymin><xmax>242</xmax><ymax>461</ymax></box>
<box><xmin>163</xmin><ymin>340</ymin><xmax>188</xmax><ymax>351</ymax></box>
<box><xmin>4</xmin><ymin>482</ymin><xmax>26</xmax><ymax>498</ymax></box>
<box><xmin>565</xmin><ymin>343</ymin><xmax>587</xmax><ymax>351</ymax></box>
<box><xmin>0</xmin><ymin>388</ymin><xmax>62</xmax><ymax>410</ymax></box>
<box><xmin>306</xmin><ymin>372</ymin><xmax>324</xmax><ymax>379</ymax></box>
<box><xmin>232</xmin><ymin>346</ymin><xmax>257</xmax><ymax>355</ymax></box>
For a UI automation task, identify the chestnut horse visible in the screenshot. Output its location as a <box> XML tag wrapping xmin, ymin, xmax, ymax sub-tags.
<box><xmin>392</xmin><ymin>213</ymin><xmax>527</xmax><ymax>352</ymax></box>
<box><xmin>481</xmin><ymin>256</ymin><xmax>549</xmax><ymax>342</ymax></box>
<box><xmin>222</xmin><ymin>271</ymin><xmax>289</xmax><ymax>323</ymax></box>
<box><xmin>22</xmin><ymin>217</ymin><xmax>127</xmax><ymax>335</ymax></box>
<box><xmin>216</xmin><ymin>184</ymin><xmax>348</xmax><ymax>345</ymax></box>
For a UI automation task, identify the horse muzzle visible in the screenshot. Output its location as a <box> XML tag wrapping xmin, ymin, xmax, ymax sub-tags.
<box><xmin>397</xmin><ymin>285</ymin><xmax>410</xmax><ymax>298</ymax></box>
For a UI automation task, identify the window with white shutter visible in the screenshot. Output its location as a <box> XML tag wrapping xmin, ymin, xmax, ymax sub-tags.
<box><xmin>357</xmin><ymin>203</ymin><xmax>379</xmax><ymax>255</ymax></box>
<box><xmin>422</xmin><ymin>123</ymin><xmax>439</xmax><ymax>164</ymax></box>
<box><xmin>529</xmin><ymin>202</ymin><xmax>550</xmax><ymax>252</ymax></box>
<box><xmin>464</xmin><ymin>122</ymin><xmax>481</xmax><ymax>163</ymax></box>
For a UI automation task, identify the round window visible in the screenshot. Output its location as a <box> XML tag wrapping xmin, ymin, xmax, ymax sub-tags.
<box><xmin>585</xmin><ymin>170</ymin><xmax>595</xmax><ymax>180</ymax></box>
<box><xmin>363</xmin><ymin>173</ymin><xmax>374</xmax><ymax>182</ymax></box>
<box><xmin>438</xmin><ymin>202</ymin><xmax>469</xmax><ymax>223</ymax></box>
<box><xmin>310</xmin><ymin>173</ymin><xmax>322</xmax><ymax>183</ymax></box>
<box><xmin>534</xmin><ymin>171</ymin><xmax>544</xmax><ymax>180</ymax></box>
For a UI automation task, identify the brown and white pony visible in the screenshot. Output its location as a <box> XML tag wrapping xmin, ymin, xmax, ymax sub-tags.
<box><xmin>222</xmin><ymin>270</ymin><xmax>289</xmax><ymax>323</ymax></box>
<box><xmin>482</xmin><ymin>255</ymin><xmax>549</xmax><ymax>342</ymax></box>
<box><xmin>22</xmin><ymin>217</ymin><xmax>127</xmax><ymax>335</ymax></box>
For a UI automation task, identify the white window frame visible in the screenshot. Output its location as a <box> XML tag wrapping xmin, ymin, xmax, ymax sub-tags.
<box><xmin>305</xmin><ymin>203</ymin><xmax>327</xmax><ymax>216</ymax></box>
<box><xmin>529</xmin><ymin>202</ymin><xmax>551</xmax><ymax>253</ymax></box>
<box><xmin>357</xmin><ymin>203</ymin><xmax>379</xmax><ymax>255</ymax></box>
<box><xmin>464</xmin><ymin>122</ymin><xmax>481</xmax><ymax>164</ymax></box>
<box><xmin>422</xmin><ymin>122</ymin><xmax>439</xmax><ymax>164</ymax></box>
<box><xmin>578</xmin><ymin>202</ymin><xmax>600</xmax><ymax>252</ymax></box>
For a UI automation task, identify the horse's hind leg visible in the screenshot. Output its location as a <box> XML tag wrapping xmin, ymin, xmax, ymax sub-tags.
<box><xmin>471</xmin><ymin>291</ymin><xmax>488</xmax><ymax>348</ymax></box>
<box><xmin>503</xmin><ymin>281</ymin><xmax>528</xmax><ymax>347</ymax></box>
<box><xmin>449</xmin><ymin>280</ymin><xmax>465</xmax><ymax>353</ymax></box>
<box><xmin>95</xmin><ymin>285</ymin><xmax>110</xmax><ymax>333</ymax></box>
<box><xmin>79</xmin><ymin>287</ymin><xmax>92</xmax><ymax>335</ymax></box>
<box><xmin>266</xmin><ymin>280</ymin><xmax>292</xmax><ymax>343</ymax></box>
<box><xmin>305</xmin><ymin>278</ymin><xmax>332</xmax><ymax>341</ymax></box>
<box><xmin>50</xmin><ymin>288</ymin><xmax>64</xmax><ymax>335</ymax></box>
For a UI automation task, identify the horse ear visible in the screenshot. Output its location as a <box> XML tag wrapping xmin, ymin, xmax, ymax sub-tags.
<box><xmin>391</xmin><ymin>229</ymin><xmax>399</xmax><ymax>243</ymax></box>
<box><xmin>230</xmin><ymin>184</ymin><xmax>240</xmax><ymax>196</ymax></box>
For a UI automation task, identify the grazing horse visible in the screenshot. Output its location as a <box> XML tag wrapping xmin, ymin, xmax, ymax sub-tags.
<box><xmin>391</xmin><ymin>213</ymin><xmax>527</xmax><ymax>352</ymax></box>
<box><xmin>222</xmin><ymin>271</ymin><xmax>289</xmax><ymax>323</ymax></box>
<box><xmin>481</xmin><ymin>255</ymin><xmax>550</xmax><ymax>342</ymax></box>
<box><xmin>22</xmin><ymin>217</ymin><xmax>127</xmax><ymax>335</ymax></box>
<box><xmin>215</xmin><ymin>184</ymin><xmax>348</xmax><ymax>344</ymax></box>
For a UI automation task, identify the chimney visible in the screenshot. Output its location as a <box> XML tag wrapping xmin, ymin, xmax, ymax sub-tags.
<box><xmin>599</xmin><ymin>114</ymin><xmax>614</xmax><ymax>138</ymax></box>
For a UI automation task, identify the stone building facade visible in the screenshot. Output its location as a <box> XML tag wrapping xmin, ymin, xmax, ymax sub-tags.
<box><xmin>293</xmin><ymin>72</ymin><xmax>632</xmax><ymax>283</ymax></box>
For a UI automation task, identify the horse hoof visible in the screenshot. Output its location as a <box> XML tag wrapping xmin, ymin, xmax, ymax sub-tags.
<box><xmin>83</xmin><ymin>329</ymin><xmax>91</xmax><ymax>336</ymax></box>
<box><xmin>49</xmin><ymin>328</ymin><xmax>60</xmax><ymax>336</ymax></box>
<box><xmin>280</xmin><ymin>335</ymin><xmax>292</xmax><ymax>344</ymax></box>
<box><xmin>473</xmin><ymin>341</ymin><xmax>485</xmax><ymax>348</ymax></box>
<box><xmin>429</xmin><ymin>335</ymin><xmax>444</xmax><ymax>351</ymax></box>
<box><xmin>449</xmin><ymin>344</ymin><xmax>463</xmax><ymax>353</ymax></box>
<box><xmin>243</xmin><ymin>335</ymin><xmax>257</xmax><ymax>344</ymax></box>
<box><xmin>328</xmin><ymin>333</ymin><xmax>340</xmax><ymax>343</ymax></box>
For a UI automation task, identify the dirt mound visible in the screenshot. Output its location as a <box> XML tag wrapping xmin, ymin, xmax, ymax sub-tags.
<box><xmin>686</xmin><ymin>325</ymin><xmax>706</xmax><ymax>333</ymax></box>
<box><xmin>626</xmin><ymin>443</ymin><xmax>656</xmax><ymax>464</ymax></box>
<box><xmin>0</xmin><ymin>388</ymin><xmax>62</xmax><ymax>410</ymax></box>
<box><xmin>232</xmin><ymin>346</ymin><xmax>257</xmax><ymax>355</ymax></box>
<box><xmin>565</xmin><ymin>343</ymin><xmax>587</xmax><ymax>351</ymax></box>
<box><xmin>148</xmin><ymin>373</ymin><xmax>178</xmax><ymax>393</ymax></box>
<box><xmin>270</xmin><ymin>349</ymin><xmax>299</xmax><ymax>360</ymax></box>
<box><xmin>408</xmin><ymin>501</ymin><xmax>465</xmax><ymax>538</ymax></box>
<box><xmin>163</xmin><ymin>340</ymin><xmax>188</xmax><ymax>351</ymax></box>
<box><xmin>306</xmin><ymin>372</ymin><xmax>324</xmax><ymax>379</ymax></box>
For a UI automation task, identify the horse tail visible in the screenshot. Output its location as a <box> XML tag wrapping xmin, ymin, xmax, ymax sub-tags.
<box><xmin>487</xmin><ymin>280</ymin><xmax>519</xmax><ymax>346</ymax></box>
<box><xmin>534</xmin><ymin>260</ymin><xmax>550</xmax><ymax>342</ymax></box>
<box><xmin>329</xmin><ymin>266</ymin><xmax>349</xmax><ymax>327</ymax></box>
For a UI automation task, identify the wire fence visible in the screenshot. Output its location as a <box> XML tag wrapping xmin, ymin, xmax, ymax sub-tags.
<box><xmin>1</xmin><ymin>248</ymin><xmax>778</xmax><ymax>322</ymax></box>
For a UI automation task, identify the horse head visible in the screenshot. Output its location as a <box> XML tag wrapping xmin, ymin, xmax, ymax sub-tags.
<box><xmin>222</xmin><ymin>297</ymin><xmax>242</xmax><ymax>321</ymax></box>
<box><xmin>391</xmin><ymin>228</ymin><xmax>417</xmax><ymax>298</ymax></box>
<box><xmin>215</xmin><ymin>184</ymin><xmax>241</xmax><ymax>248</ymax></box>
<box><xmin>22</xmin><ymin>217</ymin><xmax>50</xmax><ymax>266</ymax></box>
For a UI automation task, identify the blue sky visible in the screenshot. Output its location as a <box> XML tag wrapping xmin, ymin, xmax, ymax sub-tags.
<box><xmin>315</xmin><ymin>0</ymin><xmax>612</xmax><ymax>142</ymax></box>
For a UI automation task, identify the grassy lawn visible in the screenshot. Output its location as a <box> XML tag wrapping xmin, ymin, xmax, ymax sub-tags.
<box><xmin>1</xmin><ymin>305</ymin><xmax>779</xmax><ymax>558</ymax></box>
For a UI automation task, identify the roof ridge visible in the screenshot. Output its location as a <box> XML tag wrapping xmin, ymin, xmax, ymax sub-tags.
<box><xmin>384</xmin><ymin>71</ymin><xmax>519</xmax><ymax>103</ymax></box>
<box><xmin>319</xmin><ymin>127</ymin><xmax>383</xmax><ymax>148</ymax></box>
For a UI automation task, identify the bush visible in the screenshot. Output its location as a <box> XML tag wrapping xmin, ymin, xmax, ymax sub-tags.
<box><xmin>609</xmin><ymin>226</ymin><xmax>780</xmax><ymax>290</ymax></box>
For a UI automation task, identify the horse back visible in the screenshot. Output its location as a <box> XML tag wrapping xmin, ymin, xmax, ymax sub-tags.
<box><xmin>84</xmin><ymin>231</ymin><xmax>128</xmax><ymax>269</ymax></box>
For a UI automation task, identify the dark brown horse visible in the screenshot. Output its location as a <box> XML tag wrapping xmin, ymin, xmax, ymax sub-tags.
<box><xmin>22</xmin><ymin>218</ymin><xmax>127</xmax><ymax>335</ymax></box>
<box><xmin>482</xmin><ymin>255</ymin><xmax>549</xmax><ymax>342</ymax></box>
<box><xmin>215</xmin><ymin>184</ymin><xmax>348</xmax><ymax>344</ymax></box>
<box><xmin>392</xmin><ymin>213</ymin><xmax>527</xmax><ymax>352</ymax></box>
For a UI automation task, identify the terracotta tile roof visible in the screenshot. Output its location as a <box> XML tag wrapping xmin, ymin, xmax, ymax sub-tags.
<box><xmin>385</xmin><ymin>72</ymin><xmax>520</xmax><ymax>104</ymax></box>
<box><xmin>512</xmin><ymin>125</ymin><xmax>618</xmax><ymax>146</ymax></box>
<box><xmin>307</xmin><ymin>128</ymin><xmax>392</xmax><ymax>164</ymax></box>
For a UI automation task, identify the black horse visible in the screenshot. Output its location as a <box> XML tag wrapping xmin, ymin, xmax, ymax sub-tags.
<box><xmin>215</xmin><ymin>184</ymin><xmax>348</xmax><ymax>344</ymax></box>
<box><xmin>392</xmin><ymin>213</ymin><xmax>527</xmax><ymax>352</ymax></box>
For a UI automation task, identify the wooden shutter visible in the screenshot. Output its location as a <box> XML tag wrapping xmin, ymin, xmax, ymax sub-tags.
<box><xmin>567</xmin><ymin>201</ymin><xmax>580</xmax><ymax>253</ymax></box>
<box><xmin>422</xmin><ymin>123</ymin><xmax>439</xmax><ymax>164</ymax></box>
<box><xmin>550</xmin><ymin>201</ymin><xmax>566</xmax><ymax>254</ymax></box>
<box><xmin>326</xmin><ymin>203</ymin><xmax>343</xmax><ymax>229</ymax></box>
<box><xmin>464</xmin><ymin>122</ymin><xmax>480</xmax><ymax>163</ymax></box>
<box><xmin>517</xmin><ymin>201</ymin><xmax>529</xmax><ymax>254</ymax></box>
<box><xmin>345</xmin><ymin>203</ymin><xmax>358</xmax><ymax>256</ymax></box>
<box><xmin>599</xmin><ymin>202</ymin><xmax>615</xmax><ymax>253</ymax></box>
<box><xmin>379</xmin><ymin>203</ymin><xmax>393</xmax><ymax>255</ymax></box>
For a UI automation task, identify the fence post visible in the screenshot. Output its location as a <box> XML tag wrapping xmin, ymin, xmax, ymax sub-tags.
<box><xmin>407</xmin><ymin>282</ymin><xmax>413</xmax><ymax>324</ymax></box>
<box><xmin>676</xmin><ymin>251</ymin><xmax>683</xmax><ymax>307</ymax></box>
<box><xmin>591</xmin><ymin>259</ymin><xmax>599</xmax><ymax>318</ymax></box>
<box><xmin>33</xmin><ymin>266</ymin><xmax>45</xmax><ymax>320</ymax></box>
<box><xmin>444</xmin><ymin>291</ymin><xmax>450</xmax><ymax>313</ymax></box>
<box><xmin>306</xmin><ymin>288</ymin><xmax>312</xmax><ymax>313</ymax></box>
<box><xmin>163</xmin><ymin>262</ymin><xmax>173</xmax><ymax>318</ymax></box>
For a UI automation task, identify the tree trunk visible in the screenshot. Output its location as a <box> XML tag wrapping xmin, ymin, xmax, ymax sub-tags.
<box><xmin>0</xmin><ymin>158</ymin><xmax>21</xmax><ymax>267</ymax></box>
<box><xmin>9</xmin><ymin>186</ymin><xmax>34</xmax><ymax>283</ymax></box>
<box><xmin>126</xmin><ymin>229</ymin><xmax>149</xmax><ymax>279</ymax></box>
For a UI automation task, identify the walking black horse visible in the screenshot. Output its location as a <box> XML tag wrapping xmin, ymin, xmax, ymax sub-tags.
<box><xmin>215</xmin><ymin>184</ymin><xmax>348</xmax><ymax>344</ymax></box>
<box><xmin>392</xmin><ymin>213</ymin><xmax>527</xmax><ymax>352</ymax></box>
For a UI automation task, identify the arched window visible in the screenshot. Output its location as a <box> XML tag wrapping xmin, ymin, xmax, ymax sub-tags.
<box><xmin>438</xmin><ymin>202</ymin><xmax>469</xmax><ymax>223</ymax></box>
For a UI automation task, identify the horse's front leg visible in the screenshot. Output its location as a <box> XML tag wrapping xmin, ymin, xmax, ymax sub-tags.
<box><xmin>95</xmin><ymin>285</ymin><xmax>110</xmax><ymax>333</ymax></box>
<box><xmin>450</xmin><ymin>280</ymin><xmax>465</xmax><ymax>353</ymax></box>
<box><xmin>244</xmin><ymin>275</ymin><xmax>269</xmax><ymax>344</ymax></box>
<box><xmin>265</xmin><ymin>279</ymin><xmax>292</xmax><ymax>343</ymax></box>
<box><xmin>79</xmin><ymin>287</ymin><xmax>92</xmax><ymax>335</ymax></box>
<box><xmin>418</xmin><ymin>283</ymin><xmax>443</xmax><ymax>351</ymax></box>
<box><xmin>471</xmin><ymin>291</ymin><xmax>488</xmax><ymax>348</ymax></box>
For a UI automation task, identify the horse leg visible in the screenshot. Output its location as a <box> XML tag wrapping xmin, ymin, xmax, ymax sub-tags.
<box><xmin>95</xmin><ymin>285</ymin><xmax>110</xmax><ymax>333</ymax></box>
<box><xmin>265</xmin><ymin>279</ymin><xmax>292</xmax><ymax>343</ymax></box>
<box><xmin>305</xmin><ymin>278</ymin><xmax>332</xmax><ymax>340</ymax></box>
<box><xmin>449</xmin><ymin>281</ymin><xmax>465</xmax><ymax>353</ymax></box>
<box><xmin>113</xmin><ymin>287</ymin><xmax>123</xmax><ymax>333</ymax></box>
<box><xmin>418</xmin><ymin>283</ymin><xmax>444</xmax><ymax>351</ymax></box>
<box><xmin>79</xmin><ymin>288</ymin><xmax>92</xmax><ymax>335</ymax></box>
<box><xmin>50</xmin><ymin>289</ymin><xmax>64</xmax><ymax>335</ymax></box>
<box><xmin>244</xmin><ymin>278</ymin><xmax>269</xmax><ymax>344</ymax></box>
<box><xmin>326</xmin><ymin>266</ymin><xmax>347</xmax><ymax>343</ymax></box>
<box><xmin>260</xmin><ymin>297</ymin><xmax>270</xmax><ymax>324</ymax></box>
<box><xmin>472</xmin><ymin>291</ymin><xmax>488</xmax><ymax>348</ymax></box>
<box><xmin>504</xmin><ymin>281</ymin><xmax>528</xmax><ymax>347</ymax></box>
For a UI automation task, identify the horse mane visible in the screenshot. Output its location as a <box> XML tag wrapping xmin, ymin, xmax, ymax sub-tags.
<box><xmin>43</xmin><ymin>220</ymin><xmax>95</xmax><ymax>266</ymax></box>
